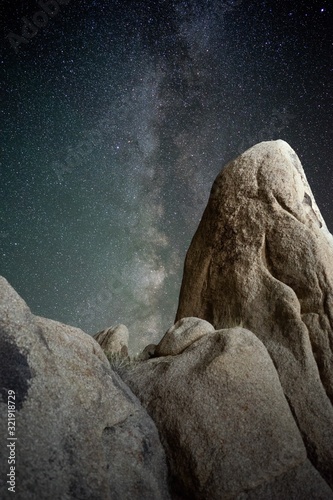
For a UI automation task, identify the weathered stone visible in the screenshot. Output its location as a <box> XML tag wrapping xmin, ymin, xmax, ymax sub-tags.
<box><xmin>94</xmin><ymin>323</ymin><xmax>129</xmax><ymax>358</ymax></box>
<box><xmin>176</xmin><ymin>140</ymin><xmax>333</xmax><ymax>487</ymax></box>
<box><xmin>155</xmin><ymin>317</ymin><xmax>215</xmax><ymax>356</ymax></box>
<box><xmin>138</xmin><ymin>343</ymin><xmax>157</xmax><ymax>361</ymax></box>
<box><xmin>0</xmin><ymin>277</ymin><xmax>170</xmax><ymax>500</ymax></box>
<box><xmin>237</xmin><ymin>461</ymin><xmax>333</xmax><ymax>500</ymax></box>
<box><xmin>124</xmin><ymin>326</ymin><xmax>333</xmax><ymax>499</ymax></box>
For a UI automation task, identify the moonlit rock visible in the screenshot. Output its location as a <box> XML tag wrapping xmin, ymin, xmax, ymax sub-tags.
<box><xmin>176</xmin><ymin>139</ymin><xmax>333</xmax><ymax>487</ymax></box>
<box><xmin>0</xmin><ymin>277</ymin><xmax>170</xmax><ymax>500</ymax></box>
<box><xmin>155</xmin><ymin>316</ymin><xmax>215</xmax><ymax>356</ymax></box>
<box><xmin>94</xmin><ymin>323</ymin><xmax>129</xmax><ymax>358</ymax></box>
<box><xmin>123</xmin><ymin>325</ymin><xmax>333</xmax><ymax>499</ymax></box>
<box><xmin>1</xmin><ymin>139</ymin><xmax>333</xmax><ymax>499</ymax></box>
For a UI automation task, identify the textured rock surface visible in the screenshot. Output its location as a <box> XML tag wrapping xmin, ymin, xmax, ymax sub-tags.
<box><xmin>94</xmin><ymin>323</ymin><xmax>129</xmax><ymax>358</ymax></box>
<box><xmin>0</xmin><ymin>277</ymin><xmax>170</xmax><ymax>500</ymax></box>
<box><xmin>155</xmin><ymin>317</ymin><xmax>215</xmax><ymax>356</ymax></box>
<box><xmin>124</xmin><ymin>322</ymin><xmax>333</xmax><ymax>499</ymax></box>
<box><xmin>137</xmin><ymin>318</ymin><xmax>214</xmax><ymax>360</ymax></box>
<box><xmin>176</xmin><ymin>140</ymin><xmax>333</xmax><ymax>487</ymax></box>
<box><xmin>138</xmin><ymin>343</ymin><xmax>158</xmax><ymax>361</ymax></box>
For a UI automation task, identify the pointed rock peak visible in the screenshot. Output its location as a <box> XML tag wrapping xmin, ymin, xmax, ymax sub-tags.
<box><xmin>176</xmin><ymin>140</ymin><xmax>333</xmax><ymax>487</ymax></box>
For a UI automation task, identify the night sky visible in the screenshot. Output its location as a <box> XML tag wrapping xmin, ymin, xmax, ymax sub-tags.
<box><xmin>1</xmin><ymin>0</ymin><xmax>332</xmax><ymax>353</ymax></box>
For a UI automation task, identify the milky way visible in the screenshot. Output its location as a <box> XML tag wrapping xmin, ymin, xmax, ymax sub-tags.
<box><xmin>1</xmin><ymin>0</ymin><xmax>332</xmax><ymax>352</ymax></box>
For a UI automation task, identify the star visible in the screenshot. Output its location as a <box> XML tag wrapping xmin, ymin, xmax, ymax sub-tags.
<box><xmin>0</xmin><ymin>0</ymin><xmax>332</xmax><ymax>354</ymax></box>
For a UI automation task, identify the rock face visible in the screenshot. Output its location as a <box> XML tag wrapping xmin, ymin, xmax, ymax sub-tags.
<box><xmin>176</xmin><ymin>140</ymin><xmax>333</xmax><ymax>487</ymax></box>
<box><xmin>155</xmin><ymin>317</ymin><xmax>215</xmax><ymax>356</ymax></box>
<box><xmin>124</xmin><ymin>320</ymin><xmax>333</xmax><ymax>499</ymax></box>
<box><xmin>0</xmin><ymin>277</ymin><xmax>170</xmax><ymax>500</ymax></box>
<box><xmin>94</xmin><ymin>323</ymin><xmax>129</xmax><ymax>358</ymax></box>
<box><xmin>1</xmin><ymin>140</ymin><xmax>332</xmax><ymax>499</ymax></box>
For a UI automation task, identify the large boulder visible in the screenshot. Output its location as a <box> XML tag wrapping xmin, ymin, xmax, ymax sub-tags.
<box><xmin>176</xmin><ymin>140</ymin><xmax>333</xmax><ymax>487</ymax></box>
<box><xmin>0</xmin><ymin>277</ymin><xmax>170</xmax><ymax>500</ymax></box>
<box><xmin>124</xmin><ymin>320</ymin><xmax>333</xmax><ymax>499</ymax></box>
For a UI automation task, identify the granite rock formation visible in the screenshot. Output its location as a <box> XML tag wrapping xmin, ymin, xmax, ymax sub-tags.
<box><xmin>155</xmin><ymin>317</ymin><xmax>215</xmax><ymax>356</ymax></box>
<box><xmin>124</xmin><ymin>321</ymin><xmax>333</xmax><ymax>499</ymax></box>
<box><xmin>175</xmin><ymin>140</ymin><xmax>333</xmax><ymax>488</ymax></box>
<box><xmin>94</xmin><ymin>323</ymin><xmax>129</xmax><ymax>358</ymax></box>
<box><xmin>0</xmin><ymin>277</ymin><xmax>170</xmax><ymax>500</ymax></box>
<box><xmin>1</xmin><ymin>140</ymin><xmax>332</xmax><ymax>499</ymax></box>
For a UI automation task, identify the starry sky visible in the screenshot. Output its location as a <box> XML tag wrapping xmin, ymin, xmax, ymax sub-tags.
<box><xmin>1</xmin><ymin>0</ymin><xmax>332</xmax><ymax>353</ymax></box>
